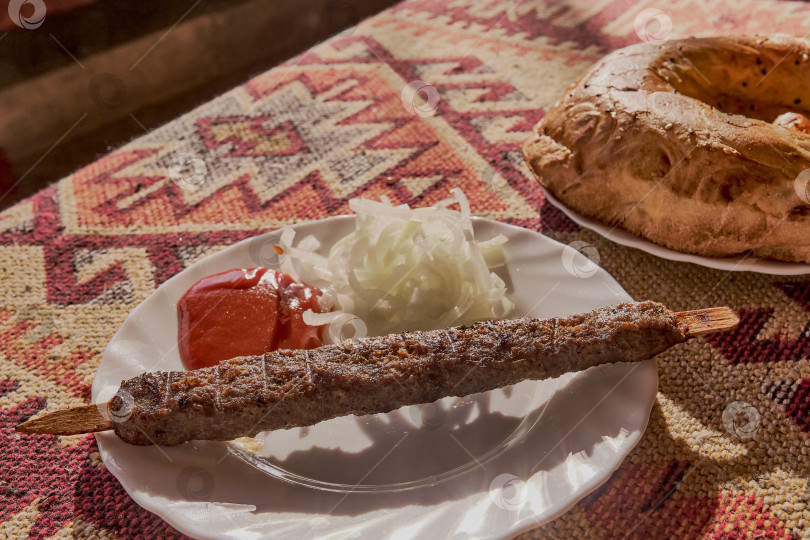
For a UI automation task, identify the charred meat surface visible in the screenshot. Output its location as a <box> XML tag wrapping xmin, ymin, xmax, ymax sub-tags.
<box><xmin>110</xmin><ymin>301</ymin><xmax>687</xmax><ymax>445</ymax></box>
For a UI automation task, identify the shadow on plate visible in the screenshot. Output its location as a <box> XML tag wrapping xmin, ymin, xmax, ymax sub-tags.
<box><xmin>199</xmin><ymin>361</ymin><xmax>648</xmax><ymax>517</ymax></box>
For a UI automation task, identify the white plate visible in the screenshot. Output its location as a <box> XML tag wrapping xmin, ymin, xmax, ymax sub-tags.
<box><xmin>91</xmin><ymin>216</ymin><xmax>657</xmax><ymax>539</ymax></box>
<box><xmin>541</xmin><ymin>186</ymin><xmax>810</xmax><ymax>275</ymax></box>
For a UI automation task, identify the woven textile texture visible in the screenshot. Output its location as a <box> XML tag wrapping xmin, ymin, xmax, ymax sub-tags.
<box><xmin>2</xmin><ymin>0</ymin><xmax>810</xmax><ymax>537</ymax></box>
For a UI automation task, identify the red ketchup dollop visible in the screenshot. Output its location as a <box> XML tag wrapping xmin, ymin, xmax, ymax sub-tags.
<box><xmin>177</xmin><ymin>268</ymin><xmax>324</xmax><ymax>370</ymax></box>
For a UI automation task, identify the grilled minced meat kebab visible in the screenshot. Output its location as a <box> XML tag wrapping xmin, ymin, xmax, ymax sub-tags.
<box><xmin>107</xmin><ymin>301</ymin><xmax>687</xmax><ymax>445</ymax></box>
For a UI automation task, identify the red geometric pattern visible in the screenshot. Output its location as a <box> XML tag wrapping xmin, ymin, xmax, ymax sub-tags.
<box><xmin>1</xmin><ymin>398</ymin><xmax>185</xmax><ymax>538</ymax></box>
<box><xmin>786</xmin><ymin>379</ymin><xmax>810</xmax><ymax>433</ymax></box>
<box><xmin>2</xmin><ymin>0</ymin><xmax>810</xmax><ymax>538</ymax></box>
<box><xmin>196</xmin><ymin>117</ymin><xmax>309</xmax><ymax>157</ymax></box>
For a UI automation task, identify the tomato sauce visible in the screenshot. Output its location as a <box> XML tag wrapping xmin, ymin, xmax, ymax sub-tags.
<box><xmin>177</xmin><ymin>268</ymin><xmax>324</xmax><ymax>370</ymax></box>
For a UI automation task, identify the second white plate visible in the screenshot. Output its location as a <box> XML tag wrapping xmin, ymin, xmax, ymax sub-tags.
<box><xmin>542</xmin><ymin>186</ymin><xmax>810</xmax><ymax>275</ymax></box>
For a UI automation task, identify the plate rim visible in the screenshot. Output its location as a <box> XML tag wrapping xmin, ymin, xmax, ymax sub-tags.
<box><xmin>541</xmin><ymin>186</ymin><xmax>810</xmax><ymax>275</ymax></box>
<box><xmin>91</xmin><ymin>215</ymin><xmax>656</xmax><ymax>539</ymax></box>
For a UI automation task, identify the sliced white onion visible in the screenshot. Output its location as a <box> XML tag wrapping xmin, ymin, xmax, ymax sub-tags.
<box><xmin>301</xmin><ymin>309</ymin><xmax>343</xmax><ymax>326</ymax></box>
<box><xmin>290</xmin><ymin>190</ymin><xmax>513</xmax><ymax>337</ymax></box>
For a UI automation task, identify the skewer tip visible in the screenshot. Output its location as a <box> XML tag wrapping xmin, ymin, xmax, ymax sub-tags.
<box><xmin>676</xmin><ymin>307</ymin><xmax>739</xmax><ymax>337</ymax></box>
<box><xmin>15</xmin><ymin>402</ymin><xmax>114</xmax><ymax>436</ymax></box>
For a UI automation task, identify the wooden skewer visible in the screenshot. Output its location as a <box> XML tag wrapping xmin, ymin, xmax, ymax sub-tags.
<box><xmin>676</xmin><ymin>306</ymin><xmax>739</xmax><ymax>336</ymax></box>
<box><xmin>17</xmin><ymin>402</ymin><xmax>114</xmax><ymax>435</ymax></box>
<box><xmin>15</xmin><ymin>306</ymin><xmax>739</xmax><ymax>437</ymax></box>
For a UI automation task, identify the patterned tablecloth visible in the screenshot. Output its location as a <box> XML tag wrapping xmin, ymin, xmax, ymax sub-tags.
<box><xmin>3</xmin><ymin>0</ymin><xmax>810</xmax><ymax>538</ymax></box>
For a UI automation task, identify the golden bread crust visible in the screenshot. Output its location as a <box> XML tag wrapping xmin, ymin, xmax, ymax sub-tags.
<box><xmin>522</xmin><ymin>35</ymin><xmax>810</xmax><ymax>263</ymax></box>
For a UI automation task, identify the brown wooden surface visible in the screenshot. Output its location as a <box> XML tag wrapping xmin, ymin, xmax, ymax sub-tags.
<box><xmin>0</xmin><ymin>0</ymin><xmax>397</xmax><ymax>209</ymax></box>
